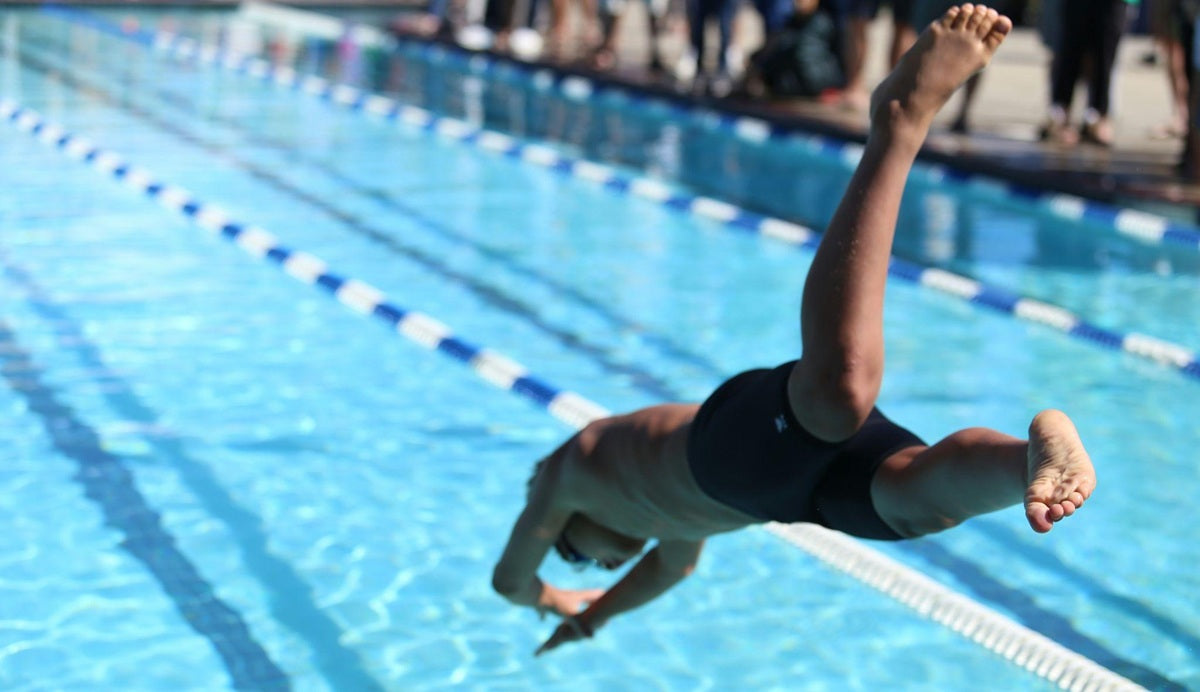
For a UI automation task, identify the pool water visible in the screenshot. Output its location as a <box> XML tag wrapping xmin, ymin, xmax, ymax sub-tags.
<box><xmin>1</xmin><ymin>7</ymin><xmax>1197</xmax><ymax>690</ymax></box>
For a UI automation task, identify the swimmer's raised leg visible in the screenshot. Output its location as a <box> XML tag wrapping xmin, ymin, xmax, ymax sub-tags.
<box><xmin>789</xmin><ymin>5</ymin><xmax>1013</xmax><ymax>442</ymax></box>
<box><xmin>783</xmin><ymin>5</ymin><xmax>1098</xmax><ymax>536</ymax></box>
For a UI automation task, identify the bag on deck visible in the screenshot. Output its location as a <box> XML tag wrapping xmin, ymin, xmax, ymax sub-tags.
<box><xmin>751</xmin><ymin>8</ymin><xmax>844</xmax><ymax>98</ymax></box>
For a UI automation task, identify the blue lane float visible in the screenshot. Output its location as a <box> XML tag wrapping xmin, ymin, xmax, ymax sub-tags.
<box><xmin>34</xmin><ymin>7</ymin><xmax>1200</xmax><ymax>384</ymax></box>
<box><xmin>0</xmin><ymin>97</ymin><xmax>1145</xmax><ymax>692</ymax></box>
<box><xmin>0</xmin><ymin>100</ymin><xmax>608</xmax><ymax>431</ymax></box>
<box><xmin>151</xmin><ymin>4</ymin><xmax>1200</xmax><ymax>249</ymax></box>
<box><xmin>384</xmin><ymin>39</ymin><xmax>1200</xmax><ymax>254</ymax></box>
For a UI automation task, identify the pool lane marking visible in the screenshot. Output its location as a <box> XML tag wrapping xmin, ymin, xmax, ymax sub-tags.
<box><xmin>0</xmin><ymin>100</ymin><xmax>1145</xmax><ymax>692</ymax></box>
<box><xmin>765</xmin><ymin>525</ymin><xmax>1145</xmax><ymax>692</ymax></box>
<box><xmin>0</xmin><ymin>257</ymin><xmax>387</xmax><ymax>692</ymax></box>
<box><xmin>39</xmin><ymin>10</ymin><xmax>1200</xmax><ymax>385</ymax></box>
<box><xmin>0</xmin><ymin>329</ymin><xmax>289</xmax><ymax>690</ymax></box>
<box><xmin>153</xmin><ymin>0</ymin><xmax>1200</xmax><ymax>253</ymax></box>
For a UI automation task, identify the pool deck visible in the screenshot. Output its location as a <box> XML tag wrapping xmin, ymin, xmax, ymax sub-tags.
<box><xmin>431</xmin><ymin>8</ymin><xmax>1200</xmax><ymax>218</ymax></box>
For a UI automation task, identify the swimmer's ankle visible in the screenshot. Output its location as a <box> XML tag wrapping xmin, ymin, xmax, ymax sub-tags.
<box><xmin>867</xmin><ymin>111</ymin><xmax>929</xmax><ymax>156</ymax></box>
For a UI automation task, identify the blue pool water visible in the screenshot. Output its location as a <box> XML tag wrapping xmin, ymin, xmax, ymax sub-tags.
<box><xmin>1</xmin><ymin>7</ymin><xmax>1198</xmax><ymax>690</ymax></box>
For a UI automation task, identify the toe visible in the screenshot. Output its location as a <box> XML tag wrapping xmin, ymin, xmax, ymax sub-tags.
<box><xmin>964</xmin><ymin>5</ymin><xmax>986</xmax><ymax>31</ymax></box>
<box><xmin>976</xmin><ymin>8</ymin><xmax>998</xmax><ymax>37</ymax></box>
<box><xmin>985</xmin><ymin>15</ymin><xmax>1013</xmax><ymax>49</ymax></box>
<box><xmin>1026</xmin><ymin>503</ymin><xmax>1053</xmax><ymax>533</ymax></box>
<box><xmin>951</xmin><ymin>4</ymin><xmax>973</xmax><ymax>29</ymax></box>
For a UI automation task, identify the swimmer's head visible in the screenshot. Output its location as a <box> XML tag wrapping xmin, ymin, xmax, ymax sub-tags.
<box><xmin>527</xmin><ymin>460</ymin><xmax>646</xmax><ymax>570</ymax></box>
<box><xmin>554</xmin><ymin>514</ymin><xmax>647</xmax><ymax>571</ymax></box>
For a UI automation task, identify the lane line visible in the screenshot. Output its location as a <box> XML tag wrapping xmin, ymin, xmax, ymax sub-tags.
<box><xmin>0</xmin><ymin>321</ymin><xmax>289</xmax><ymax>691</ymax></box>
<box><xmin>0</xmin><ymin>254</ymin><xmax>386</xmax><ymax>692</ymax></box>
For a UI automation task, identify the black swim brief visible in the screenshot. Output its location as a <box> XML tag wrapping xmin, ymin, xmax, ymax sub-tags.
<box><xmin>687</xmin><ymin>360</ymin><xmax>925</xmax><ymax>540</ymax></box>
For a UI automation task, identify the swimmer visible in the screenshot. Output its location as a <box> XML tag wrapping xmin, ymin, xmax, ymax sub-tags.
<box><xmin>492</xmin><ymin>5</ymin><xmax>1095</xmax><ymax>656</ymax></box>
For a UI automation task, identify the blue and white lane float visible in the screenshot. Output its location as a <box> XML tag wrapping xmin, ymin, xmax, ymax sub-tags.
<box><xmin>390</xmin><ymin>42</ymin><xmax>1200</xmax><ymax>254</ymax></box>
<box><xmin>0</xmin><ymin>100</ymin><xmax>1146</xmax><ymax>692</ymax></box>
<box><xmin>0</xmin><ymin>101</ymin><xmax>606</xmax><ymax>431</ymax></box>
<box><xmin>35</xmin><ymin>7</ymin><xmax>1200</xmax><ymax>383</ymax></box>
<box><xmin>42</xmin><ymin>2</ymin><xmax>1200</xmax><ymax>256</ymax></box>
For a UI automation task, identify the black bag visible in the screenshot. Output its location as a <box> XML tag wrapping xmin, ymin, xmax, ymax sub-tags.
<box><xmin>752</xmin><ymin>9</ymin><xmax>844</xmax><ymax>98</ymax></box>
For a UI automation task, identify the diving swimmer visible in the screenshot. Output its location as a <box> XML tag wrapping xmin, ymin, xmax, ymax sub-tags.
<box><xmin>492</xmin><ymin>4</ymin><xmax>1096</xmax><ymax>656</ymax></box>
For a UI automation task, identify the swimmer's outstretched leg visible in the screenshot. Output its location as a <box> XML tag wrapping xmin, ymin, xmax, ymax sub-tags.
<box><xmin>870</xmin><ymin>410</ymin><xmax>1096</xmax><ymax>536</ymax></box>
<box><xmin>789</xmin><ymin>5</ymin><xmax>1013</xmax><ymax>442</ymax></box>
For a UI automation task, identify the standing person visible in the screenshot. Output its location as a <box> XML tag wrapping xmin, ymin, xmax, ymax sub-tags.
<box><xmin>492</xmin><ymin>5</ymin><xmax>1096</xmax><ymax>654</ymax></box>
<box><xmin>591</xmin><ymin>0</ymin><xmax>671</xmax><ymax>72</ymax></box>
<box><xmin>687</xmin><ymin>0</ymin><xmax>738</xmax><ymax>94</ymax></box>
<box><xmin>754</xmin><ymin>0</ymin><xmax>802</xmax><ymax>38</ymax></box>
<box><xmin>547</xmin><ymin>0</ymin><xmax>602</xmax><ymax>59</ymax></box>
<box><xmin>1179</xmin><ymin>1</ymin><xmax>1200</xmax><ymax>177</ymax></box>
<box><xmin>839</xmin><ymin>0</ymin><xmax>919</xmax><ymax>110</ymax></box>
<box><xmin>1148</xmin><ymin>0</ymin><xmax>1191</xmax><ymax>139</ymax></box>
<box><xmin>1040</xmin><ymin>0</ymin><xmax>1136</xmax><ymax>146</ymax></box>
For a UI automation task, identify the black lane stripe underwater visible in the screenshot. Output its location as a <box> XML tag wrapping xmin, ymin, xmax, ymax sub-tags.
<box><xmin>0</xmin><ymin>309</ymin><xmax>290</xmax><ymax>689</ymax></box>
<box><xmin>0</xmin><ymin>255</ymin><xmax>390</xmax><ymax>691</ymax></box>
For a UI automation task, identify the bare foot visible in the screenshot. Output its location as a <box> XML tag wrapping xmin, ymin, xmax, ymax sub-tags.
<box><xmin>1025</xmin><ymin>409</ymin><xmax>1096</xmax><ymax>533</ymax></box>
<box><xmin>869</xmin><ymin>4</ymin><xmax>1012</xmax><ymax>134</ymax></box>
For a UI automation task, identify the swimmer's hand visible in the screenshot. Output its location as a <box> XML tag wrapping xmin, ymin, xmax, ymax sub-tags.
<box><xmin>535</xmin><ymin>614</ymin><xmax>595</xmax><ymax>656</ymax></box>
<box><xmin>534</xmin><ymin>586</ymin><xmax>604</xmax><ymax>656</ymax></box>
<box><xmin>535</xmin><ymin>584</ymin><xmax>605</xmax><ymax>619</ymax></box>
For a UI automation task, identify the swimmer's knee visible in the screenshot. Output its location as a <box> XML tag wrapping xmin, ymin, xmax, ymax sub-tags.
<box><xmin>870</xmin><ymin>446</ymin><xmax>963</xmax><ymax>538</ymax></box>
<box><xmin>789</xmin><ymin>361</ymin><xmax>879</xmax><ymax>442</ymax></box>
<box><xmin>874</xmin><ymin>479</ymin><xmax>962</xmax><ymax>538</ymax></box>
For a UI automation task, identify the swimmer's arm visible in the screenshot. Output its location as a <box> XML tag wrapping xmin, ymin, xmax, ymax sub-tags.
<box><xmin>536</xmin><ymin>539</ymin><xmax>704</xmax><ymax>655</ymax></box>
<box><xmin>492</xmin><ymin>457</ymin><xmax>575</xmax><ymax>611</ymax></box>
<box><xmin>581</xmin><ymin>539</ymin><xmax>704</xmax><ymax>632</ymax></box>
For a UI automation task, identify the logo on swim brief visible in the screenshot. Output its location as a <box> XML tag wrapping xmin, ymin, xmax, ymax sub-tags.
<box><xmin>774</xmin><ymin>414</ymin><xmax>787</xmax><ymax>433</ymax></box>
